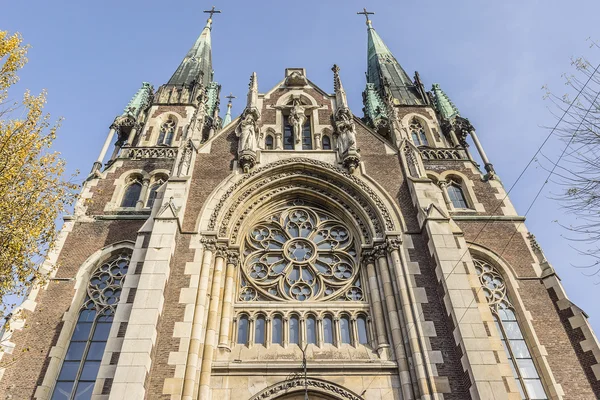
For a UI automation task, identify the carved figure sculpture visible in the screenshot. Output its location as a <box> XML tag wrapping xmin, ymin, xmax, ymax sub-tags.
<box><xmin>288</xmin><ymin>99</ymin><xmax>306</xmax><ymax>144</ymax></box>
<box><xmin>335</xmin><ymin>108</ymin><xmax>357</xmax><ymax>155</ymax></box>
<box><xmin>236</xmin><ymin>114</ymin><xmax>258</xmax><ymax>153</ymax></box>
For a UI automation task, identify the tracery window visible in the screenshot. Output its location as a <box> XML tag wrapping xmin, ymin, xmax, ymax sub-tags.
<box><xmin>410</xmin><ymin>118</ymin><xmax>429</xmax><ymax>146</ymax></box>
<box><xmin>474</xmin><ymin>259</ymin><xmax>548</xmax><ymax>400</ymax></box>
<box><xmin>52</xmin><ymin>252</ymin><xmax>130</xmax><ymax>400</ymax></box>
<box><xmin>447</xmin><ymin>182</ymin><xmax>469</xmax><ymax>209</ymax></box>
<box><xmin>239</xmin><ymin>202</ymin><xmax>361</xmax><ymax>302</ymax></box>
<box><xmin>157</xmin><ymin>118</ymin><xmax>176</xmax><ymax>146</ymax></box>
<box><xmin>121</xmin><ymin>180</ymin><xmax>141</xmax><ymax>208</ymax></box>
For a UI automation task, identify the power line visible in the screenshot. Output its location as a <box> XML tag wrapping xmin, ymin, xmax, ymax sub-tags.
<box><xmin>400</xmin><ymin>60</ymin><xmax>600</xmax><ymax>356</ymax></box>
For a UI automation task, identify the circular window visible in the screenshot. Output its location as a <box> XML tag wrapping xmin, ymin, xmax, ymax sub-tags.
<box><xmin>241</xmin><ymin>204</ymin><xmax>361</xmax><ymax>302</ymax></box>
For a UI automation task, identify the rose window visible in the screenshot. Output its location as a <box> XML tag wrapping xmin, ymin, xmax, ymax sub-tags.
<box><xmin>240</xmin><ymin>205</ymin><xmax>362</xmax><ymax>302</ymax></box>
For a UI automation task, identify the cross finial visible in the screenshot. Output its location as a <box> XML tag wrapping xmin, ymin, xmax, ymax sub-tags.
<box><xmin>226</xmin><ymin>93</ymin><xmax>236</xmax><ymax>104</ymax></box>
<box><xmin>203</xmin><ymin>6</ymin><xmax>221</xmax><ymax>23</ymax></box>
<box><xmin>357</xmin><ymin>8</ymin><xmax>374</xmax><ymax>25</ymax></box>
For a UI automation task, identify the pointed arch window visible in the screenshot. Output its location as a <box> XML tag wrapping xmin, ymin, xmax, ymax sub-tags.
<box><xmin>237</xmin><ymin>315</ymin><xmax>249</xmax><ymax>345</ymax></box>
<box><xmin>255</xmin><ymin>314</ymin><xmax>266</xmax><ymax>345</ymax></box>
<box><xmin>302</xmin><ymin>117</ymin><xmax>312</xmax><ymax>150</ymax></box>
<box><xmin>322</xmin><ymin>135</ymin><xmax>331</xmax><ymax>150</ymax></box>
<box><xmin>410</xmin><ymin>118</ymin><xmax>429</xmax><ymax>146</ymax></box>
<box><xmin>289</xmin><ymin>315</ymin><xmax>300</xmax><ymax>345</ymax></box>
<box><xmin>447</xmin><ymin>181</ymin><xmax>469</xmax><ymax>209</ymax></box>
<box><xmin>474</xmin><ymin>259</ymin><xmax>547</xmax><ymax>400</ymax></box>
<box><xmin>120</xmin><ymin>180</ymin><xmax>142</xmax><ymax>208</ymax></box>
<box><xmin>272</xmin><ymin>315</ymin><xmax>283</xmax><ymax>345</ymax></box>
<box><xmin>357</xmin><ymin>315</ymin><xmax>369</xmax><ymax>345</ymax></box>
<box><xmin>51</xmin><ymin>252</ymin><xmax>129</xmax><ymax>400</ymax></box>
<box><xmin>283</xmin><ymin>116</ymin><xmax>294</xmax><ymax>150</ymax></box>
<box><xmin>323</xmin><ymin>316</ymin><xmax>334</xmax><ymax>344</ymax></box>
<box><xmin>157</xmin><ymin>118</ymin><xmax>176</xmax><ymax>146</ymax></box>
<box><xmin>265</xmin><ymin>135</ymin><xmax>274</xmax><ymax>150</ymax></box>
<box><xmin>306</xmin><ymin>315</ymin><xmax>317</xmax><ymax>345</ymax></box>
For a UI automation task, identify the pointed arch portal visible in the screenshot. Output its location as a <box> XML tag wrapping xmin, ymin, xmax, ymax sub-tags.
<box><xmin>249</xmin><ymin>377</ymin><xmax>363</xmax><ymax>400</ymax></box>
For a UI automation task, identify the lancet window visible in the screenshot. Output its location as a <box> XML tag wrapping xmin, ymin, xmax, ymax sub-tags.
<box><xmin>410</xmin><ymin>118</ymin><xmax>429</xmax><ymax>146</ymax></box>
<box><xmin>265</xmin><ymin>134</ymin><xmax>274</xmax><ymax>150</ymax></box>
<box><xmin>447</xmin><ymin>181</ymin><xmax>468</xmax><ymax>209</ymax></box>
<box><xmin>51</xmin><ymin>252</ymin><xmax>130</xmax><ymax>400</ymax></box>
<box><xmin>239</xmin><ymin>202</ymin><xmax>361</xmax><ymax>302</ymax></box>
<box><xmin>157</xmin><ymin>118</ymin><xmax>176</xmax><ymax>146</ymax></box>
<box><xmin>473</xmin><ymin>258</ymin><xmax>547</xmax><ymax>400</ymax></box>
<box><xmin>301</xmin><ymin>117</ymin><xmax>312</xmax><ymax>150</ymax></box>
<box><xmin>120</xmin><ymin>178</ymin><xmax>142</xmax><ymax>208</ymax></box>
<box><xmin>322</xmin><ymin>135</ymin><xmax>332</xmax><ymax>150</ymax></box>
<box><xmin>283</xmin><ymin>116</ymin><xmax>294</xmax><ymax>150</ymax></box>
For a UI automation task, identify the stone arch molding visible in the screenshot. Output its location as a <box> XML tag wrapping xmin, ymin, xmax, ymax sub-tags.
<box><xmin>249</xmin><ymin>377</ymin><xmax>364</xmax><ymax>400</ymax></box>
<box><xmin>199</xmin><ymin>158</ymin><xmax>405</xmax><ymax>245</ymax></box>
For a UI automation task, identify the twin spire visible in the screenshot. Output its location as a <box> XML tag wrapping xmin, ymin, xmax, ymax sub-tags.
<box><xmin>165</xmin><ymin>8</ymin><xmax>447</xmax><ymax>127</ymax></box>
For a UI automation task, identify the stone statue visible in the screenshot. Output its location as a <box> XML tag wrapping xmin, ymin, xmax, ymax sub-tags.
<box><xmin>236</xmin><ymin>113</ymin><xmax>258</xmax><ymax>153</ymax></box>
<box><xmin>288</xmin><ymin>99</ymin><xmax>306</xmax><ymax>144</ymax></box>
<box><xmin>335</xmin><ymin>108</ymin><xmax>357</xmax><ymax>155</ymax></box>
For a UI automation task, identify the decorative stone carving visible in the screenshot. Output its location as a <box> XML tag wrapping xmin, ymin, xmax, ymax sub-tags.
<box><xmin>288</xmin><ymin>99</ymin><xmax>307</xmax><ymax>144</ymax></box>
<box><xmin>177</xmin><ymin>139</ymin><xmax>196</xmax><ymax>176</ymax></box>
<box><xmin>453</xmin><ymin>116</ymin><xmax>474</xmax><ymax>148</ymax></box>
<box><xmin>403</xmin><ymin>143</ymin><xmax>423</xmax><ymax>178</ymax></box>
<box><xmin>236</xmin><ymin>113</ymin><xmax>258</xmax><ymax>153</ymax></box>
<box><xmin>420</xmin><ymin>147</ymin><xmax>468</xmax><ymax>161</ymax></box>
<box><xmin>122</xmin><ymin>146</ymin><xmax>177</xmax><ymax>160</ymax></box>
<box><xmin>208</xmin><ymin>157</ymin><xmax>395</xmax><ymax>236</ymax></box>
<box><xmin>332</xmin><ymin>65</ymin><xmax>361</xmax><ymax>173</ymax></box>
<box><xmin>284</xmin><ymin>70</ymin><xmax>308</xmax><ymax>87</ymax></box>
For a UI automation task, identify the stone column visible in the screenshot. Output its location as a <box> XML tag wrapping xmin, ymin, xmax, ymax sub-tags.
<box><xmin>124</xmin><ymin>124</ymin><xmax>140</xmax><ymax>147</ymax></box>
<box><xmin>373</xmin><ymin>246</ymin><xmax>414</xmax><ymax>400</ymax></box>
<box><xmin>437</xmin><ymin>180</ymin><xmax>453</xmax><ymax>210</ymax></box>
<box><xmin>283</xmin><ymin>316</ymin><xmax>289</xmax><ymax>347</ymax></box>
<box><xmin>218</xmin><ymin>252</ymin><xmax>238</xmax><ymax>349</ymax></box>
<box><xmin>91</xmin><ymin>125</ymin><xmax>117</xmax><ymax>173</ymax></box>
<box><xmin>181</xmin><ymin>242</ymin><xmax>216</xmax><ymax>400</ymax></box>
<box><xmin>470</xmin><ymin>129</ymin><xmax>495</xmax><ymax>174</ymax></box>
<box><xmin>351</xmin><ymin>316</ymin><xmax>359</xmax><ymax>347</ymax></box>
<box><xmin>248</xmin><ymin>316</ymin><xmax>256</xmax><ymax>347</ymax></box>
<box><xmin>300</xmin><ymin>316</ymin><xmax>306</xmax><ymax>348</ymax></box>
<box><xmin>198</xmin><ymin>250</ymin><xmax>226</xmax><ymax>399</ymax></box>
<box><xmin>265</xmin><ymin>316</ymin><xmax>272</xmax><ymax>349</ymax></box>
<box><xmin>365</xmin><ymin>258</ymin><xmax>390</xmax><ymax>359</ymax></box>
<box><xmin>316</xmin><ymin>317</ymin><xmax>323</xmax><ymax>347</ymax></box>
<box><xmin>275</xmin><ymin>132</ymin><xmax>283</xmax><ymax>150</ymax></box>
<box><xmin>334</xmin><ymin>316</ymin><xmax>341</xmax><ymax>346</ymax></box>
<box><xmin>136</xmin><ymin>178</ymin><xmax>150</xmax><ymax>210</ymax></box>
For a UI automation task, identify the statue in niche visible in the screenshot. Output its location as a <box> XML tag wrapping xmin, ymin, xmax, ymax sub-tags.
<box><xmin>236</xmin><ymin>113</ymin><xmax>258</xmax><ymax>153</ymax></box>
<box><xmin>288</xmin><ymin>99</ymin><xmax>307</xmax><ymax>144</ymax></box>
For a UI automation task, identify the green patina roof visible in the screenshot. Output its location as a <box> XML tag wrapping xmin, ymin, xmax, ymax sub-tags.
<box><xmin>431</xmin><ymin>83</ymin><xmax>460</xmax><ymax>120</ymax></box>
<box><xmin>205</xmin><ymin>81</ymin><xmax>220</xmax><ymax>118</ymax></box>
<box><xmin>122</xmin><ymin>82</ymin><xmax>153</xmax><ymax>119</ymax></box>
<box><xmin>168</xmin><ymin>19</ymin><xmax>213</xmax><ymax>87</ymax></box>
<box><xmin>363</xmin><ymin>83</ymin><xmax>388</xmax><ymax>125</ymax></box>
<box><xmin>222</xmin><ymin>101</ymin><xmax>232</xmax><ymax>128</ymax></box>
<box><xmin>366</xmin><ymin>20</ymin><xmax>422</xmax><ymax>106</ymax></box>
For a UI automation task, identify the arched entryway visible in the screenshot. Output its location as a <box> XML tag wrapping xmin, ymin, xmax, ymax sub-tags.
<box><xmin>248</xmin><ymin>377</ymin><xmax>363</xmax><ymax>400</ymax></box>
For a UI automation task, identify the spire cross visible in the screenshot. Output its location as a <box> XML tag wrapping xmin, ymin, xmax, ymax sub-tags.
<box><xmin>203</xmin><ymin>6</ymin><xmax>221</xmax><ymax>22</ymax></box>
<box><xmin>226</xmin><ymin>93</ymin><xmax>236</xmax><ymax>105</ymax></box>
<box><xmin>357</xmin><ymin>8</ymin><xmax>374</xmax><ymax>24</ymax></box>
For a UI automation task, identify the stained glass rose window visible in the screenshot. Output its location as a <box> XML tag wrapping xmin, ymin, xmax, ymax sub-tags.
<box><xmin>240</xmin><ymin>204</ymin><xmax>362</xmax><ymax>302</ymax></box>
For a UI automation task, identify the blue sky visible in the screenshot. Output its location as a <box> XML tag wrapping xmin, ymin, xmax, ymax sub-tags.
<box><xmin>3</xmin><ymin>1</ymin><xmax>600</xmax><ymax>332</ymax></box>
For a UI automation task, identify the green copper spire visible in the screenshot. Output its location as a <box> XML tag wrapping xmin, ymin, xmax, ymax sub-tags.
<box><xmin>121</xmin><ymin>82</ymin><xmax>153</xmax><ymax>119</ymax></box>
<box><xmin>364</xmin><ymin>17</ymin><xmax>423</xmax><ymax>106</ymax></box>
<box><xmin>431</xmin><ymin>83</ymin><xmax>460</xmax><ymax>120</ymax></box>
<box><xmin>168</xmin><ymin>8</ymin><xmax>220</xmax><ymax>87</ymax></box>
<box><xmin>222</xmin><ymin>93</ymin><xmax>235</xmax><ymax>128</ymax></box>
<box><xmin>363</xmin><ymin>82</ymin><xmax>388</xmax><ymax>128</ymax></box>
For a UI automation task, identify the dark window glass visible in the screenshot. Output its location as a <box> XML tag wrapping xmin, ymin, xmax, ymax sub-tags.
<box><xmin>357</xmin><ymin>316</ymin><xmax>369</xmax><ymax>344</ymax></box>
<box><xmin>340</xmin><ymin>316</ymin><xmax>351</xmax><ymax>344</ymax></box>
<box><xmin>289</xmin><ymin>316</ymin><xmax>300</xmax><ymax>344</ymax></box>
<box><xmin>448</xmin><ymin>184</ymin><xmax>468</xmax><ymax>209</ymax></box>
<box><xmin>283</xmin><ymin>116</ymin><xmax>294</xmax><ymax>150</ymax></box>
<box><xmin>272</xmin><ymin>315</ymin><xmax>283</xmax><ymax>345</ymax></box>
<box><xmin>52</xmin><ymin>253</ymin><xmax>129</xmax><ymax>400</ymax></box>
<box><xmin>158</xmin><ymin>119</ymin><xmax>176</xmax><ymax>146</ymax></box>
<box><xmin>418</xmin><ymin>128</ymin><xmax>429</xmax><ymax>146</ymax></box>
<box><xmin>255</xmin><ymin>315</ymin><xmax>266</xmax><ymax>345</ymax></box>
<box><xmin>237</xmin><ymin>315</ymin><xmax>249</xmax><ymax>344</ymax></box>
<box><xmin>121</xmin><ymin>182</ymin><xmax>141</xmax><ymax>208</ymax></box>
<box><xmin>302</xmin><ymin>117</ymin><xmax>312</xmax><ymax>150</ymax></box>
<box><xmin>265</xmin><ymin>135</ymin><xmax>274</xmax><ymax>150</ymax></box>
<box><xmin>146</xmin><ymin>184</ymin><xmax>160</xmax><ymax>208</ymax></box>
<box><xmin>306</xmin><ymin>316</ymin><xmax>317</xmax><ymax>344</ymax></box>
<box><xmin>323</xmin><ymin>316</ymin><xmax>333</xmax><ymax>344</ymax></box>
<box><xmin>322</xmin><ymin>135</ymin><xmax>331</xmax><ymax>150</ymax></box>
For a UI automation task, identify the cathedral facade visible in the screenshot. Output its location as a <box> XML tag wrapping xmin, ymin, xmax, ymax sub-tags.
<box><xmin>1</xmin><ymin>9</ymin><xmax>599</xmax><ymax>400</ymax></box>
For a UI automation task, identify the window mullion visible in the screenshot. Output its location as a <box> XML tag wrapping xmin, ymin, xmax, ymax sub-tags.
<box><xmin>495</xmin><ymin>310</ymin><xmax>529</xmax><ymax>399</ymax></box>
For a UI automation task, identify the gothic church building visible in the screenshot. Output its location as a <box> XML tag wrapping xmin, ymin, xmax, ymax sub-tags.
<box><xmin>1</xmin><ymin>10</ymin><xmax>599</xmax><ymax>400</ymax></box>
